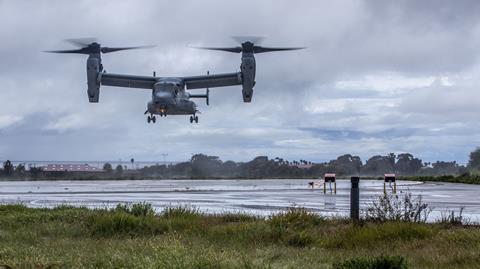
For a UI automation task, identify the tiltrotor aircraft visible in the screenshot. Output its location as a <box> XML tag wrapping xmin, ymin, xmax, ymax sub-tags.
<box><xmin>47</xmin><ymin>37</ymin><xmax>303</xmax><ymax>123</ymax></box>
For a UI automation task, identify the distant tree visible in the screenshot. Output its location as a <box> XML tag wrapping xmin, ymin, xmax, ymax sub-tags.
<box><xmin>103</xmin><ymin>163</ymin><xmax>113</xmax><ymax>172</ymax></box>
<box><xmin>387</xmin><ymin>153</ymin><xmax>396</xmax><ymax>170</ymax></box>
<box><xmin>329</xmin><ymin>154</ymin><xmax>362</xmax><ymax>176</ymax></box>
<box><xmin>219</xmin><ymin>160</ymin><xmax>239</xmax><ymax>177</ymax></box>
<box><xmin>29</xmin><ymin>167</ymin><xmax>43</xmax><ymax>178</ymax></box>
<box><xmin>362</xmin><ymin>155</ymin><xmax>395</xmax><ymax>176</ymax></box>
<box><xmin>3</xmin><ymin>160</ymin><xmax>14</xmax><ymax>176</ymax></box>
<box><xmin>432</xmin><ymin>161</ymin><xmax>464</xmax><ymax>175</ymax></box>
<box><xmin>190</xmin><ymin>154</ymin><xmax>222</xmax><ymax>178</ymax></box>
<box><xmin>309</xmin><ymin>163</ymin><xmax>328</xmax><ymax>177</ymax></box>
<box><xmin>170</xmin><ymin>162</ymin><xmax>192</xmax><ymax>177</ymax></box>
<box><xmin>240</xmin><ymin>156</ymin><xmax>272</xmax><ymax>178</ymax></box>
<box><xmin>395</xmin><ymin>153</ymin><xmax>422</xmax><ymax>175</ymax></box>
<box><xmin>468</xmin><ymin>148</ymin><xmax>480</xmax><ymax>170</ymax></box>
<box><xmin>115</xmin><ymin>164</ymin><xmax>123</xmax><ymax>174</ymax></box>
<box><xmin>15</xmin><ymin>164</ymin><xmax>26</xmax><ymax>174</ymax></box>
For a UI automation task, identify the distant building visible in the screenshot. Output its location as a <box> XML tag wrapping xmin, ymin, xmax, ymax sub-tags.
<box><xmin>43</xmin><ymin>164</ymin><xmax>100</xmax><ymax>172</ymax></box>
<box><xmin>287</xmin><ymin>162</ymin><xmax>314</xmax><ymax>169</ymax></box>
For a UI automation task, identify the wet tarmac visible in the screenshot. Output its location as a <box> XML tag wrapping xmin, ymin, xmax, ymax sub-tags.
<box><xmin>1</xmin><ymin>179</ymin><xmax>479</xmax><ymax>221</ymax></box>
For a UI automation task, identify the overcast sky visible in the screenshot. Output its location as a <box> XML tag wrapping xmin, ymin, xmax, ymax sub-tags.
<box><xmin>1</xmin><ymin>0</ymin><xmax>480</xmax><ymax>164</ymax></box>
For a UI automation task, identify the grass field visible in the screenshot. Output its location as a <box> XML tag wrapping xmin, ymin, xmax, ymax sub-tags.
<box><xmin>0</xmin><ymin>204</ymin><xmax>479</xmax><ymax>269</ymax></box>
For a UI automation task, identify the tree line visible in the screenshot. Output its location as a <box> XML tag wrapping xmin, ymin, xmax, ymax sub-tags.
<box><xmin>2</xmin><ymin>148</ymin><xmax>480</xmax><ymax>179</ymax></box>
<box><xmin>135</xmin><ymin>148</ymin><xmax>480</xmax><ymax>178</ymax></box>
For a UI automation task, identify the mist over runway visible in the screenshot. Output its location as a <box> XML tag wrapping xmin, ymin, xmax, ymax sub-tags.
<box><xmin>1</xmin><ymin>179</ymin><xmax>479</xmax><ymax>222</ymax></box>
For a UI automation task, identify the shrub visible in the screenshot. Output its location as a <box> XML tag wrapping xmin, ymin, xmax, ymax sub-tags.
<box><xmin>89</xmin><ymin>212</ymin><xmax>166</xmax><ymax>237</ymax></box>
<box><xmin>286</xmin><ymin>230</ymin><xmax>314</xmax><ymax>247</ymax></box>
<box><xmin>217</xmin><ymin>212</ymin><xmax>259</xmax><ymax>223</ymax></box>
<box><xmin>267</xmin><ymin>207</ymin><xmax>323</xmax><ymax>247</ymax></box>
<box><xmin>113</xmin><ymin>202</ymin><xmax>155</xmax><ymax>217</ymax></box>
<box><xmin>90</xmin><ymin>213</ymin><xmax>141</xmax><ymax>236</ymax></box>
<box><xmin>365</xmin><ymin>192</ymin><xmax>431</xmax><ymax>223</ymax></box>
<box><xmin>161</xmin><ymin>205</ymin><xmax>200</xmax><ymax>219</ymax></box>
<box><xmin>269</xmin><ymin>207</ymin><xmax>324</xmax><ymax>230</ymax></box>
<box><xmin>0</xmin><ymin>204</ymin><xmax>29</xmax><ymax>213</ymax></box>
<box><xmin>333</xmin><ymin>255</ymin><xmax>408</xmax><ymax>269</ymax></box>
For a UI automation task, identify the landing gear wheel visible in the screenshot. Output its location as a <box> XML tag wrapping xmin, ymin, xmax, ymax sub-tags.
<box><xmin>189</xmin><ymin>116</ymin><xmax>194</xmax><ymax>123</ymax></box>
<box><xmin>147</xmin><ymin>116</ymin><xmax>151</xmax><ymax>123</ymax></box>
<box><xmin>152</xmin><ymin>116</ymin><xmax>156</xmax><ymax>123</ymax></box>
<box><xmin>194</xmin><ymin>116</ymin><xmax>199</xmax><ymax>123</ymax></box>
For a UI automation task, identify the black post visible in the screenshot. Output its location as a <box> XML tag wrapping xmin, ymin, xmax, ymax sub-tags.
<box><xmin>350</xmin><ymin>177</ymin><xmax>360</xmax><ymax>221</ymax></box>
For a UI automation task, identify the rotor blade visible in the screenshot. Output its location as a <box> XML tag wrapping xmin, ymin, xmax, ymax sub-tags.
<box><xmin>193</xmin><ymin>46</ymin><xmax>243</xmax><ymax>53</ymax></box>
<box><xmin>65</xmin><ymin>38</ymin><xmax>97</xmax><ymax>47</ymax></box>
<box><xmin>253</xmin><ymin>46</ymin><xmax>306</xmax><ymax>53</ymax></box>
<box><xmin>101</xmin><ymin>45</ymin><xmax>155</xmax><ymax>53</ymax></box>
<box><xmin>232</xmin><ymin>36</ymin><xmax>264</xmax><ymax>44</ymax></box>
<box><xmin>44</xmin><ymin>48</ymin><xmax>90</xmax><ymax>54</ymax></box>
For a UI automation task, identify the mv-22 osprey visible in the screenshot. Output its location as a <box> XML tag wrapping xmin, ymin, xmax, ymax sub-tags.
<box><xmin>47</xmin><ymin>37</ymin><xmax>303</xmax><ymax>123</ymax></box>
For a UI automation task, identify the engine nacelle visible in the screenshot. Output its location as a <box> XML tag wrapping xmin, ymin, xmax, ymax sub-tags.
<box><xmin>241</xmin><ymin>54</ymin><xmax>256</xmax><ymax>102</ymax></box>
<box><xmin>86</xmin><ymin>57</ymin><xmax>101</xmax><ymax>103</ymax></box>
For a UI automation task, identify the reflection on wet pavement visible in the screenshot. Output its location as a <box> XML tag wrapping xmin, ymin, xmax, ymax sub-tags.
<box><xmin>0</xmin><ymin>179</ymin><xmax>479</xmax><ymax>221</ymax></box>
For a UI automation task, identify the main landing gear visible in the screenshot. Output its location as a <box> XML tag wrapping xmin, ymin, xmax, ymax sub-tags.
<box><xmin>190</xmin><ymin>115</ymin><xmax>199</xmax><ymax>124</ymax></box>
<box><xmin>147</xmin><ymin>115</ymin><xmax>156</xmax><ymax>123</ymax></box>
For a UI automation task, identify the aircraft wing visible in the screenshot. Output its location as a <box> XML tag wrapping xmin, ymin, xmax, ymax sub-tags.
<box><xmin>183</xmin><ymin>72</ymin><xmax>242</xmax><ymax>89</ymax></box>
<box><xmin>100</xmin><ymin>73</ymin><xmax>157</xmax><ymax>89</ymax></box>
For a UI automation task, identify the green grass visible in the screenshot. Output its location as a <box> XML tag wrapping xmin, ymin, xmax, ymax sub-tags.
<box><xmin>0</xmin><ymin>204</ymin><xmax>479</xmax><ymax>268</ymax></box>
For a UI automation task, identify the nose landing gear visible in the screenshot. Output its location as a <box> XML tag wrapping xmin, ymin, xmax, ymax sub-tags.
<box><xmin>189</xmin><ymin>115</ymin><xmax>199</xmax><ymax>124</ymax></box>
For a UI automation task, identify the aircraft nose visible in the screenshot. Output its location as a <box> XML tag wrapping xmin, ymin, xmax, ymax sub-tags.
<box><xmin>154</xmin><ymin>91</ymin><xmax>174</xmax><ymax>105</ymax></box>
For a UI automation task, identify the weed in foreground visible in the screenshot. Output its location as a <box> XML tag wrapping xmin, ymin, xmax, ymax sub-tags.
<box><xmin>161</xmin><ymin>205</ymin><xmax>201</xmax><ymax>219</ymax></box>
<box><xmin>325</xmin><ymin>222</ymin><xmax>435</xmax><ymax>249</ymax></box>
<box><xmin>269</xmin><ymin>207</ymin><xmax>324</xmax><ymax>229</ymax></box>
<box><xmin>364</xmin><ymin>192</ymin><xmax>431</xmax><ymax>223</ymax></box>
<box><xmin>438</xmin><ymin>207</ymin><xmax>470</xmax><ymax>226</ymax></box>
<box><xmin>88</xmin><ymin>212</ymin><xmax>167</xmax><ymax>237</ymax></box>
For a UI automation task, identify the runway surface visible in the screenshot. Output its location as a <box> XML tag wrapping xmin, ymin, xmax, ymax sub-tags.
<box><xmin>1</xmin><ymin>179</ymin><xmax>479</xmax><ymax>221</ymax></box>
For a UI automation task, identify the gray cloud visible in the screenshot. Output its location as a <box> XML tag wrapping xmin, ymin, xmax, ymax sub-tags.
<box><xmin>1</xmin><ymin>0</ymin><xmax>480</xmax><ymax>164</ymax></box>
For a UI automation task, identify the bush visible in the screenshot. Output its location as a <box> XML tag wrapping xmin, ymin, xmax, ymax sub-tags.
<box><xmin>269</xmin><ymin>207</ymin><xmax>324</xmax><ymax>230</ymax></box>
<box><xmin>333</xmin><ymin>255</ymin><xmax>408</xmax><ymax>269</ymax></box>
<box><xmin>267</xmin><ymin>207</ymin><xmax>323</xmax><ymax>247</ymax></box>
<box><xmin>89</xmin><ymin>212</ymin><xmax>167</xmax><ymax>237</ymax></box>
<box><xmin>114</xmin><ymin>202</ymin><xmax>155</xmax><ymax>217</ymax></box>
<box><xmin>161</xmin><ymin>205</ymin><xmax>200</xmax><ymax>219</ymax></box>
<box><xmin>365</xmin><ymin>192</ymin><xmax>431</xmax><ymax>223</ymax></box>
<box><xmin>286</xmin><ymin>230</ymin><xmax>315</xmax><ymax>247</ymax></box>
<box><xmin>90</xmin><ymin>213</ymin><xmax>141</xmax><ymax>236</ymax></box>
<box><xmin>217</xmin><ymin>212</ymin><xmax>259</xmax><ymax>223</ymax></box>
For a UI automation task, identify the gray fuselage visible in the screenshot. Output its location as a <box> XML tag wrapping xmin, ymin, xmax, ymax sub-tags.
<box><xmin>147</xmin><ymin>78</ymin><xmax>197</xmax><ymax>115</ymax></box>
